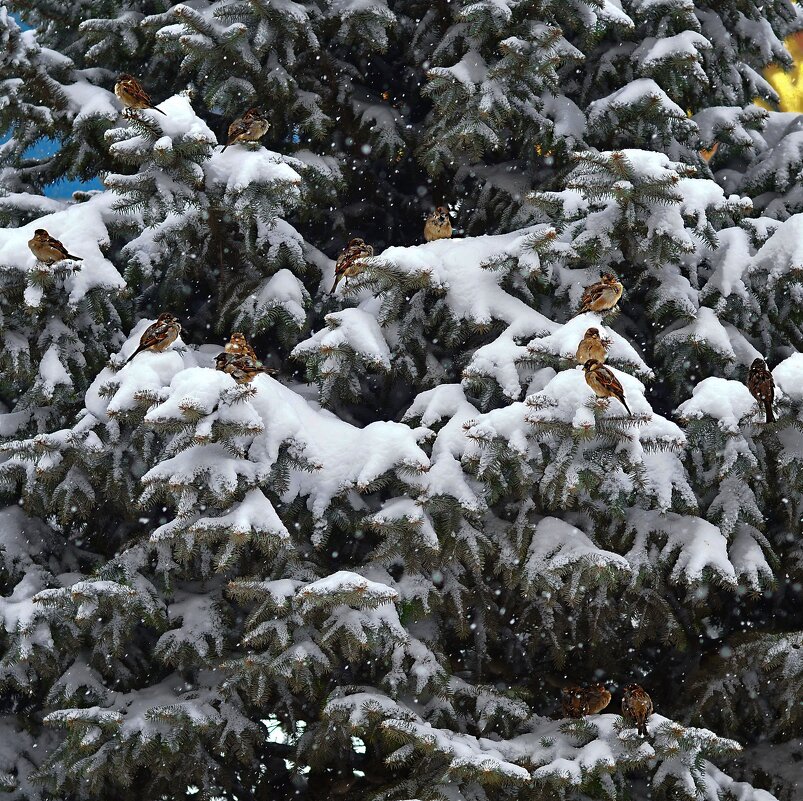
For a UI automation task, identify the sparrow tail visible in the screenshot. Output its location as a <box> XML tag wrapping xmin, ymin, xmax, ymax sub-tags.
<box><xmin>765</xmin><ymin>401</ymin><xmax>774</xmax><ymax>423</ymax></box>
<box><xmin>329</xmin><ymin>275</ymin><xmax>341</xmax><ymax>294</ymax></box>
<box><xmin>152</xmin><ymin>106</ymin><xmax>167</xmax><ymax>115</ymax></box>
<box><xmin>637</xmin><ymin>721</ymin><xmax>648</xmax><ymax>737</ymax></box>
<box><xmin>221</xmin><ymin>144</ymin><xmax>229</xmax><ymax>152</ymax></box>
<box><xmin>66</xmin><ymin>253</ymin><xmax>82</xmax><ymax>261</ymax></box>
<box><xmin>124</xmin><ymin>346</ymin><xmax>145</xmax><ymax>365</ymax></box>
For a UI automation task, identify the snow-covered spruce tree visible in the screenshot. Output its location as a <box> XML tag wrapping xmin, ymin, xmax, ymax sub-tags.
<box><xmin>2</xmin><ymin>2</ymin><xmax>803</xmax><ymax>801</ymax></box>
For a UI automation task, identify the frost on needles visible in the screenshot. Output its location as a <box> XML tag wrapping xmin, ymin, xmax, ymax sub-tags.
<box><xmin>2</xmin><ymin>1</ymin><xmax>803</xmax><ymax>801</ymax></box>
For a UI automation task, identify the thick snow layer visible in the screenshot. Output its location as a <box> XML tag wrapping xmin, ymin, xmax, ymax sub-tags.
<box><xmin>372</xmin><ymin>229</ymin><xmax>557</xmax><ymax>333</ymax></box>
<box><xmin>94</xmin><ymin>362</ymin><xmax>431</xmax><ymax>519</ymax></box>
<box><xmin>404</xmin><ymin>385</ymin><xmax>485</xmax><ymax>511</ymax></box>
<box><xmin>660</xmin><ymin>307</ymin><xmax>761</xmax><ymax>366</ymax></box>
<box><xmin>676</xmin><ymin>377</ymin><xmax>758</xmax><ymax>432</ymax></box>
<box><xmin>0</xmin><ymin>191</ymin><xmax>126</xmax><ymax>305</ymax></box>
<box><xmin>293</xmin><ymin>308</ymin><xmax>392</xmax><ymax>369</ymax></box>
<box><xmin>773</xmin><ymin>352</ymin><xmax>803</xmax><ymax>403</ymax></box>
<box><xmin>524</xmin><ymin>517</ymin><xmax>630</xmax><ymax>588</ymax></box>
<box><xmin>526</xmin><ymin>313</ymin><xmax>651</xmax><ymax>376</ymax></box>
<box><xmin>326</xmin><ymin>690</ymin><xmax>762</xmax><ymax>798</ymax></box>
<box><xmin>626</xmin><ymin>510</ymin><xmax>738</xmax><ymax>587</ymax></box>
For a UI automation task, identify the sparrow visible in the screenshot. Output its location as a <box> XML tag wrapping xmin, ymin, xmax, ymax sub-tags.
<box><xmin>114</xmin><ymin>74</ymin><xmax>166</xmax><ymax>115</ymax></box>
<box><xmin>747</xmin><ymin>358</ymin><xmax>775</xmax><ymax>423</ymax></box>
<box><xmin>576</xmin><ymin>327</ymin><xmax>608</xmax><ymax>365</ymax></box>
<box><xmin>621</xmin><ymin>684</ymin><xmax>653</xmax><ymax>737</ymax></box>
<box><xmin>225</xmin><ymin>332</ymin><xmax>258</xmax><ymax>361</ymax></box>
<box><xmin>561</xmin><ymin>686</ymin><xmax>588</xmax><ymax>719</ymax></box>
<box><xmin>583</xmin><ymin>359</ymin><xmax>632</xmax><ymax>416</ymax></box>
<box><xmin>561</xmin><ymin>683</ymin><xmax>611</xmax><ymax>718</ymax></box>
<box><xmin>124</xmin><ymin>313</ymin><xmax>181</xmax><ymax>364</ymax></box>
<box><xmin>222</xmin><ymin>108</ymin><xmax>270</xmax><ymax>151</ymax></box>
<box><xmin>424</xmin><ymin>206</ymin><xmax>453</xmax><ymax>242</ymax></box>
<box><xmin>330</xmin><ymin>237</ymin><xmax>374</xmax><ymax>294</ymax></box>
<box><xmin>582</xmin><ymin>683</ymin><xmax>612</xmax><ymax>714</ymax></box>
<box><xmin>215</xmin><ymin>352</ymin><xmax>275</xmax><ymax>384</ymax></box>
<box><xmin>28</xmin><ymin>229</ymin><xmax>82</xmax><ymax>265</ymax></box>
<box><xmin>578</xmin><ymin>273</ymin><xmax>623</xmax><ymax>314</ymax></box>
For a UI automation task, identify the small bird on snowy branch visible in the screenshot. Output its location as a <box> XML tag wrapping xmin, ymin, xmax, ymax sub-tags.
<box><xmin>578</xmin><ymin>272</ymin><xmax>623</xmax><ymax>314</ymax></box>
<box><xmin>115</xmin><ymin>74</ymin><xmax>167</xmax><ymax>116</ymax></box>
<box><xmin>124</xmin><ymin>313</ymin><xmax>181</xmax><ymax>364</ymax></box>
<box><xmin>330</xmin><ymin>237</ymin><xmax>374</xmax><ymax>294</ymax></box>
<box><xmin>28</xmin><ymin>229</ymin><xmax>82</xmax><ymax>266</ymax></box>
<box><xmin>222</xmin><ymin>109</ymin><xmax>270</xmax><ymax>151</ymax></box>
<box><xmin>583</xmin><ymin>358</ymin><xmax>632</xmax><ymax>416</ymax></box>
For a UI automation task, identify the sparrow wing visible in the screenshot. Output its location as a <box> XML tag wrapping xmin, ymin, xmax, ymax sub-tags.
<box><xmin>226</xmin><ymin>117</ymin><xmax>250</xmax><ymax>145</ymax></box>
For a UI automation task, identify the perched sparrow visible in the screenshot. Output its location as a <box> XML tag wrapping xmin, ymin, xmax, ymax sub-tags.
<box><xmin>582</xmin><ymin>683</ymin><xmax>612</xmax><ymax>714</ymax></box>
<box><xmin>621</xmin><ymin>684</ymin><xmax>653</xmax><ymax>737</ymax></box>
<box><xmin>424</xmin><ymin>206</ymin><xmax>453</xmax><ymax>242</ymax></box>
<box><xmin>124</xmin><ymin>313</ymin><xmax>181</xmax><ymax>364</ymax></box>
<box><xmin>330</xmin><ymin>237</ymin><xmax>374</xmax><ymax>294</ymax></box>
<box><xmin>561</xmin><ymin>683</ymin><xmax>611</xmax><ymax>718</ymax></box>
<box><xmin>225</xmin><ymin>332</ymin><xmax>258</xmax><ymax>361</ymax></box>
<box><xmin>222</xmin><ymin>108</ymin><xmax>270</xmax><ymax>151</ymax></box>
<box><xmin>114</xmin><ymin>74</ymin><xmax>166</xmax><ymax>115</ymax></box>
<box><xmin>578</xmin><ymin>273</ymin><xmax>623</xmax><ymax>314</ymax></box>
<box><xmin>583</xmin><ymin>359</ymin><xmax>632</xmax><ymax>416</ymax></box>
<box><xmin>576</xmin><ymin>327</ymin><xmax>608</xmax><ymax>365</ymax></box>
<box><xmin>747</xmin><ymin>358</ymin><xmax>775</xmax><ymax>423</ymax></box>
<box><xmin>215</xmin><ymin>351</ymin><xmax>275</xmax><ymax>384</ymax></box>
<box><xmin>28</xmin><ymin>229</ymin><xmax>82</xmax><ymax>265</ymax></box>
<box><xmin>561</xmin><ymin>686</ymin><xmax>588</xmax><ymax>719</ymax></box>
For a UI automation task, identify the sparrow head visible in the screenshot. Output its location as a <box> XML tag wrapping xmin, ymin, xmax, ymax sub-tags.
<box><xmin>583</xmin><ymin>358</ymin><xmax>601</xmax><ymax>372</ymax></box>
<box><xmin>347</xmin><ymin>237</ymin><xmax>365</xmax><ymax>248</ymax></box>
<box><xmin>750</xmin><ymin>357</ymin><xmax>767</xmax><ymax>371</ymax></box>
<box><xmin>434</xmin><ymin>205</ymin><xmax>450</xmax><ymax>222</ymax></box>
<box><xmin>622</xmin><ymin>683</ymin><xmax>642</xmax><ymax>695</ymax></box>
<box><xmin>230</xmin><ymin>332</ymin><xmax>247</xmax><ymax>343</ymax></box>
<box><xmin>585</xmin><ymin>327</ymin><xmax>601</xmax><ymax>339</ymax></box>
<box><xmin>601</xmin><ymin>272</ymin><xmax>618</xmax><ymax>284</ymax></box>
<box><xmin>33</xmin><ymin>229</ymin><xmax>49</xmax><ymax>239</ymax></box>
<box><xmin>157</xmin><ymin>312</ymin><xmax>177</xmax><ymax>324</ymax></box>
<box><xmin>243</xmin><ymin>108</ymin><xmax>268</xmax><ymax>122</ymax></box>
<box><xmin>118</xmin><ymin>74</ymin><xmax>135</xmax><ymax>83</ymax></box>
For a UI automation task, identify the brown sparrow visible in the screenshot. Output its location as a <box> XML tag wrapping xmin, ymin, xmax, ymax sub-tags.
<box><xmin>578</xmin><ymin>273</ymin><xmax>623</xmax><ymax>314</ymax></box>
<box><xmin>576</xmin><ymin>327</ymin><xmax>608</xmax><ymax>364</ymax></box>
<box><xmin>747</xmin><ymin>358</ymin><xmax>775</xmax><ymax>423</ymax></box>
<box><xmin>424</xmin><ymin>206</ymin><xmax>453</xmax><ymax>242</ymax></box>
<box><xmin>583</xmin><ymin>359</ymin><xmax>632</xmax><ymax>416</ymax></box>
<box><xmin>28</xmin><ymin>229</ymin><xmax>82</xmax><ymax>265</ymax></box>
<box><xmin>215</xmin><ymin>352</ymin><xmax>275</xmax><ymax>384</ymax></box>
<box><xmin>222</xmin><ymin>108</ymin><xmax>270</xmax><ymax>151</ymax></box>
<box><xmin>330</xmin><ymin>237</ymin><xmax>374</xmax><ymax>294</ymax></box>
<box><xmin>561</xmin><ymin>686</ymin><xmax>588</xmax><ymax>719</ymax></box>
<box><xmin>225</xmin><ymin>332</ymin><xmax>258</xmax><ymax>361</ymax></box>
<box><xmin>124</xmin><ymin>313</ymin><xmax>181</xmax><ymax>364</ymax></box>
<box><xmin>582</xmin><ymin>683</ymin><xmax>612</xmax><ymax>714</ymax></box>
<box><xmin>621</xmin><ymin>684</ymin><xmax>653</xmax><ymax>737</ymax></box>
<box><xmin>114</xmin><ymin>74</ymin><xmax>166</xmax><ymax>115</ymax></box>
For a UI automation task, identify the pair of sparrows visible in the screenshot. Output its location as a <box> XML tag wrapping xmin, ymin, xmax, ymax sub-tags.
<box><xmin>215</xmin><ymin>333</ymin><xmax>276</xmax><ymax>383</ymax></box>
<box><xmin>574</xmin><ymin>324</ymin><xmax>633</xmax><ymax>415</ymax></box>
<box><xmin>124</xmin><ymin>318</ymin><xmax>272</xmax><ymax>384</ymax></box>
<box><xmin>28</xmin><ymin>229</ymin><xmax>82</xmax><ymax>266</ymax></box>
<box><xmin>329</xmin><ymin>205</ymin><xmax>453</xmax><ymax>294</ymax></box>
<box><xmin>115</xmin><ymin>75</ymin><xmax>270</xmax><ymax>150</ymax></box>
<box><xmin>562</xmin><ymin>683</ymin><xmax>653</xmax><ymax>737</ymax></box>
